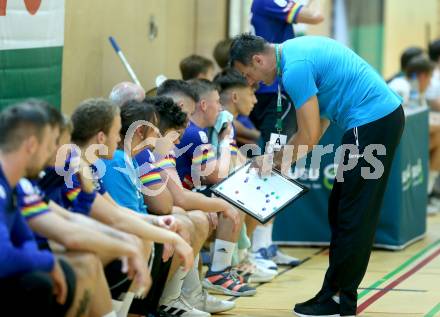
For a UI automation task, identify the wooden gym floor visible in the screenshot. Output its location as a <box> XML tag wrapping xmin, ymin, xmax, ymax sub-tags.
<box><xmin>217</xmin><ymin>214</ymin><xmax>440</xmax><ymax>317</ymax></box>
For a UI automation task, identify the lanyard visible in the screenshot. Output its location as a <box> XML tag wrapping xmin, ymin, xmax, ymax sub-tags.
<box><xmin>275</xmin><ymin>44</ymin><xmax>283</xmax><ymax>134</ymax></box>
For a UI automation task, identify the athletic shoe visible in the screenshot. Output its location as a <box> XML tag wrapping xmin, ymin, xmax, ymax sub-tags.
<box><xmin>183</xmin><ymin>288</ymin><xmax>235</xmax><ymax>313</ymax></box>
<box><xmin>267</xmin><ymin>244</ymin><xmax>301</xmax><ymax>266</ymax></box>
<box><xmin>428</xmin><ymin>196</ymin><xmax>440</xmax><ymax>215</ymax></box>
<box><xmin>203</xmin><ymin>267</ymin><xmax>256</xmax><ymax>297</ymax></box>
<box><xmin>235</xmin><ymin>259</ymin><xmax>277</xmax><ymax>283</ymax></box>
<box><xmin>159</xmin><ymin>296</ymin><xmax>211</xmax><ymax>317</ymax></box>
<box><xmin>251</xmin><ymin>248</ymin><xmax>278</xmax><ymax>271</ymax></box>
<box><xmin>293</xmin><ymin>297</ymin><xmax>340</xmax><ymax>317</ymax></box>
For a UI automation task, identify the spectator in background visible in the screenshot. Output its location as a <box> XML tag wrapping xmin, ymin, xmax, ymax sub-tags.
<box><xmin>386</xmin><ymin>46</ymin><xmax>424</xmax><ymax>83</ymax></box>
<box><xmin>213</xmin><ymin>39</ymin><xmax>233</xmax><ymax>70</ymax></box>
<box><xmin>426</xmin><ymin>39</ymin><xmax>440</xmax><ymax>111</ymax></box>
<box><xmin>180</xmin><ymin>55</ymin><xmax>215</xmax><ymax>81</ymax></box>
<box><xmin>388</xmin><ymin>54</ymin><xmax>434</xmax><ymax>107</ymax></box>
<box><xmin>109</xmin><ymin>81</ymin><xmax>146</xmax><ymax>106</ymax></box>
<box><xmin>389</xmin><ymin>54</ymin><xmax>440</xmax><ymax>214</ymax></box>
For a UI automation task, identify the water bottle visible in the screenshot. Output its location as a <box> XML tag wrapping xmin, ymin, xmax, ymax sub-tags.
<box><xmin>408</xmin><ymin>73</ymin><xmax>420</xmax><ymax>109</ymax></box>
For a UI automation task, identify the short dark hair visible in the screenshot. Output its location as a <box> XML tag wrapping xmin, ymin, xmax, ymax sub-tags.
<box><xmin>405</xmin><ymin>55</ymin><xmax>435</xmax><ymax>77</ymax></box>
<box><xmin>429</xmin><ymin>39</ymin><xmax>440</xmax><ymax>62</ymax></box>
<box><xmin>213</xmin><ymin>39</ymin><xmax>233</xmax><ymax>69</ymax></box>
<box><xmin>150</xmin><ymin>96</ymin><xmax>188</xmax><ymax>133</ymax></box>
<box><xmin>187</xmin><ymin>79</ymin><xmax>219</xmax><ymax>99</ymax></box>
<box><xmin>401</xmin><ymin>47</ymin><xmax>424</xmax><ymax>71</ymax></box>
<box><xmin>71</xmin><ymin>98</ymin><xmax>120</xmax><ymax>145</ymax></box>
<box><xmin>37</xmin><ymin>101</ymin><xmax>63</xmax><ymax>128</ymax></box>
<box><xmin>213</xmin><ymin>68</ymin><xmax>248</xmax><ymax>93</ymax></box>
<box><xmin>0</xmin><ymin>99</ymin><xmax>50</xmax><ymax>152</ymax></box>
<box><xmin>120</xmin><ymin>99</ymin><xmax>159</xmax><ymax>138</ymax></box>
<box><xmin>230</xmin><ymin>33</ymin><xmax>269</xmax><ymax>66</ymax></box>
<box><xmin>157</xmin><ymin>79</ymin><xmax>199</xmax><ymax>102</ymax></box>
<box><xmin>180</xmin><ymin>55</ymin><xmax>214</xmax><ymax>80</ymax></box>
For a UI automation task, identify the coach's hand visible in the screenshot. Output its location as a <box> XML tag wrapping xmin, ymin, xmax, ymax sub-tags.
<box><xmin>251</xmin><ymin>154</ymin><xmax>273</xmax><ymax>177</ymax></box>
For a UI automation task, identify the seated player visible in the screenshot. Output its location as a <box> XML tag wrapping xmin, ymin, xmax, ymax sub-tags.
<box><xmin>180</xmin><ymin>54</ymin><xmax>215</xmax><ymax>81</ymax></box>
<box><xmin>38</xmin><ymin>98</ymin><xmax>193</xmax><ymax>315</ymax></box>
<box><xmin>109</xmin><ymin>81</ymin><xmax>146</xmax><ymax>106</ymax></box>
<box><xmin>0</xmin><ymin>101</ymin><xmax>80</xmax><ymax>317</ymax></box>
<box><xmin>214</xmin><ymin>68</ymin><xmax>261</xmax><ymax>147</ymax></box>
<box><xmin>214</xmin><ymin>69</ymin><xmax>301</xmax><ymax>268</ymax></box>
<box><xmin>158</xmin><ymin>80</ymin><xmax>276</xmax><ymax>281</ymax></box>
<box><xmin>141</xmin><ymin>95</ymin><xmax>264</xmax><ymax>293</ymax></box>
<box><xmin>109</xmin><ymin>83</ymin><xmax>236</xmax><ymax>314</ymax></box>
<box><xmin>17</xmin><ymin>102</ymin><xmax>150</xmax><ymax>316</ymax></box>
<box><xmin>101</xmin><ymin>98</ymin><xmax>227</xmax><ymax>316</ymax></box>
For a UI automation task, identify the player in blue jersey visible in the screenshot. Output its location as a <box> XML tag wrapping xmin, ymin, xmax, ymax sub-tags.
<box><xmin>14</xmin><ymin>103</ymin><xmax>148</xmax><ymax>317</ymax></box>
<box><xmin>0</xmin><ymin>101</ymin><xmax>79</xmax><ymax>316</ymax></box>
<box><xmin>231</xmin><ymin>33</ymin><xmax>405</xmax><ymax>317</ymax></box>
<box><xmin>158</xmin><ymin>80</ymin><xmax>277</xmax><ymax>289</ymax></box>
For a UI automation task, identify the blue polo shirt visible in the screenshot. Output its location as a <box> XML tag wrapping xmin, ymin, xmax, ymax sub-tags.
<box><xmin>251</xmin><ymin>0</ymin><xmax>303</xmax><ymax>93</ymax></box>
<box><xmin>101</xmin><ymin>149</ymin><xmax>147</xmax><ymax>214</ymax></box>
<box><xmin>280</xmin><ymin>36</ymin><xmax>402</xmax><ymax>131</ymax></box>
<box><xmin>0</xmin><ymin>166</ymin><xmax>54</xmax><ymax>278</ymax></box>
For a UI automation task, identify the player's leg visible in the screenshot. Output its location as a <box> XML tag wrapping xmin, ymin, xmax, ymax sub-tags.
<box><xmin>159</xmin><ymin>213</ymin><xmax>210</xmax><ymax>317</ymax></box>
<box><xmin>60</xmin><ymin>252</ymin><xmax>117</xmax><ymax>317</ymax></box>
<box><xmin>203</xmin><ymin>211</ymin><xmax>256</xmax><ymax>297</ymax></box>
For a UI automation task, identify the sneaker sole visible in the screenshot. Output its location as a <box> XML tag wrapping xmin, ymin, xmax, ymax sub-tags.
<box><xmin>196</xmin><ymin>302</ymin><xmax>236</xmax><ymax>314</ymax></box>
<box><xmin>293</xmin><ymin>312</ymin><xmax>340</xmax><ymax>317</ymax></box>
<box><xmin>202</xmin><ymin>280</ymin><xmax>257</xmax><ymax>297</ymax></box>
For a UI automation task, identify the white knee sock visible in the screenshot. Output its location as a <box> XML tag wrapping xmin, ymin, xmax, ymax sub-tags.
<box><xmin>103</xmin><ymin>311</ymin><xmax>117</xmax><ymax>317</ymax></box>
<box><xmin>159</xmin><ymin>266</ymin><xmax>188</xmax><ymax>304</ymax></box>
<box><xmin>211</xmin><ymin>239</ymin><xmax>235</xmax><ymax>272</ymax></box>
<box><xmin>252</xmin><ymin>224</ymin><xmax>273</xmax><ymax>252</ymax></box>
<box><xmin>266</xmin><ymin>223</ymin><xmax>274</xmax><ymax>247</ymax></box>
<box><xmin>182</xmin><ymin>254</ymin><xmax>202</xmax><ymax>295</ymax></box>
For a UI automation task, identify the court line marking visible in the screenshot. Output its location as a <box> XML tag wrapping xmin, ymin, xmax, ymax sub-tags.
<box><xmin>425</xmin><ymin>302</ymin><xmax>440</xmax><ymax>317</ymax></box>
<box><xmin>358</xmin><ymin>239</ymin><xmax>440</xmax><ymax>300</ymax></box>
<box><xmin>357</xmin><ymin>246</ymin><xmax>440</xmax><ymax>314</ymax></box>
<box><xmin>358</xmin><ymin>287</ymin><xmax>427</xmax><ymax>293</ymax></box>
<box><xmin>227</xmin><ymin>247</ymin><xmax>327</xmax><ymax>302</ymax></box>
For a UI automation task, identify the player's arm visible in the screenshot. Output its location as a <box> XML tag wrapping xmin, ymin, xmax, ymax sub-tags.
<box><xmin>49</xmin><ymin>201</ymin><xmax>139</xmax><ymax>243</ymax></box>
<box><xmin>295</xmin><ymin>2</ymin><xmax>324</xmax><ymax>25</ymax></box>
<box><xmin>320</xmin><ymin>118</ymin><xmax>330</xmax><ymax>137</ymax></box>
<box><xmin>234</xmin><ymin>119</ymin><xmax>261</xmax><ymax>142</ymax></box>
<box><xmin>159</xmin><ymin>166</ymin><xmax>240</xmax><ymax>230</ymax></box>
<box><xmin>142</xmin><ymin>183</ymin><xmax>173</xmax><ymax>214</ymax></box>
<box><xmin>274</xmin><ymin>95</ymin><xmax>321</xmax><ymax>169</ymax></box>
<box><xmin>28</xmin><ymin>204</ymin><xmax>140</xmax><ymax>260</ymax></box>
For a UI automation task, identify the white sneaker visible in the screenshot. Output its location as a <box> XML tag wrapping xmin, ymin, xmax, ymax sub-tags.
<box><xmin>250</xmin><ymin>250</ymin><xmax>278</xmax><ymax>272</ymax></box>
<box><xmin>159</xmin><ymin>296</ymin><xmax>211</xmax><ymax>317</ymax></box>
<box><xmin>183</xmin><ymin>289</ymin><xmax>235</xmax><ymax>314</ymax></box>
<box><xmin>242</xmin><ymin>257</ymin><xmax>278</xmax><ymax>283</ymax></box>
<box><xmin>427</xmin><ymin>197</ymin><xmax>440</xmax><ymax>215</ymax></box>
<box><xmin>267</xmin><ymin>245</ymin><xmax>301</xmax><ymax>266</ymax></box>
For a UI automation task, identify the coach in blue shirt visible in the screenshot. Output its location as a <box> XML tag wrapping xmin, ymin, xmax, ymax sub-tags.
<box><xmin>230</xmin><ymin>34</ymin><xmax>405</xmax><ymax>316</ymax></box>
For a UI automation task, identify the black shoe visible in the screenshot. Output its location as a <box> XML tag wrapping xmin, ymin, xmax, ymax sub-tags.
<box><xmin>295</xmin><ymin>295</ymin><xmax>322</xmax><ymax>309</ymax></box>
<box><xmin>293</xmin><ymin>297</ymin><xmax>340</xmax><ymax>317</ymax></box>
